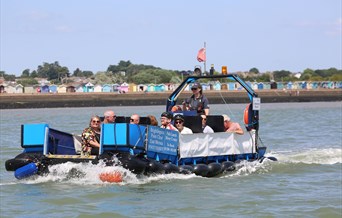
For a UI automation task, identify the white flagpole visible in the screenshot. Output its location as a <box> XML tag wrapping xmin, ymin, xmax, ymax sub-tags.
<box><xmin>204</xmin><ymin>42</ymin><xmax>206</xmax><ymax>76</ymax></box>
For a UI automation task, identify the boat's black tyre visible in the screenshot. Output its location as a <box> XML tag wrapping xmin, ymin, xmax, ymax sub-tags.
<box><xmin>145</xmin><ymin>160</ymin><xmax>165</xmax><ymax>175</ymax></box>
<box><xmin>178</xmin><ymin>165</ymin><xmax>194</xmax><ymax>174</ymax></box>
<box><xmin>207</xmin><ymin>162</ymin><xmax>223</xmax><ymax>177</ymax></box>
<box><xmin>5</xmin><ymin>153</ymin><xmax>43</xmax><ymax>171</ymax></box>
<box><xmin>193</xmin><ymin>164</ymin><xmax>209</xmax><ymax>177</ymax></box>
<box><xmin>221</xmin><ymin>161</ymin><xmax>236</xmax><ymax>172</ymax></box>
<box><xmin>163</xmin><ymin>163</ymin><xmax>179</xmax><ymax>174</ymax></box>
<box><xmin>5</xmin><ymin>158</ymin><xmax>33</xmax><ymax>171</ymax></box>
<box><xmin>117</xmin><ymin>153</ymin><xmax>147</xmax><ymax>174</ymax></box>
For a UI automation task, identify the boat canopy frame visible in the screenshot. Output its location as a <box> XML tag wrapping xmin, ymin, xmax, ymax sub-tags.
<box><xmin>166</xmin><ymin>74</ymin><xmax>258</xmax><ymax>111</ymax></box>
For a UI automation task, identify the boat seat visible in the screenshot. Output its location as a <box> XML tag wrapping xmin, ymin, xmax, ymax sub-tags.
<box><xmin>183</xmin><ymin>116</ymin><xmax>202</xmax><ymax>133</ymax></box>
<box><xmin>206</xmin><ymin>115</ymin><xmax>224</xmax><ymax>132</ymax></box>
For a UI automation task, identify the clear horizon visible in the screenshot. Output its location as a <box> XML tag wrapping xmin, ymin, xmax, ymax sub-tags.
<box><xmin>1</xmin><ymin>0</ymin><xmax>341</xmax><ymax>76</ymax></box>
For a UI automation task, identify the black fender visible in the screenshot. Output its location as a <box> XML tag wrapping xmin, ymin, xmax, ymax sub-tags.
<box><xmin>117</xmin><ymin>153</ymin><xmax>147</xmax><ymax>174</ymax></box>
<box><xmin>145</xmin><ymin>160</ymin><xmax>165</xmax><ymax>175</ymax></box>
<box><xmin>5</xmin><ymin>153</ymin><xmax>43</xmax><ymax>171</ymax></box>
<box><xmin>178</xmin><ymin>165</ymin><xmax>194</xmax><ymax>174</ymax></box>
<box><xmin>221</xmin><ymin>161</ymin><xmax>236</xmax><ymax>172</ymax></box>
<box><xmin>207</xmin><ymin>162</ymin><xmax>222</xmax><ymax>177</ymax></box>
<box><xmin>163</xmin><ymin>163</ymin><xmax>179</xmax><ymax>174</ymax></box>
<box><xmin>193</xmin><ymin>164</ymin><xmax>209</xmax><ymax>177</ymax></box>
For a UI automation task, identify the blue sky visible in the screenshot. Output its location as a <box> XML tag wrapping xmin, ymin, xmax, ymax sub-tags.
<box><xmin>1</xmin><ymin>0</ymin><xmax>341</xmax><ymax>76</ymax></box>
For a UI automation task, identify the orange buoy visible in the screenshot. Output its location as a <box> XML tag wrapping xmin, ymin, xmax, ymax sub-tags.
<box><xmin>99</xmin><ymin>171</ymin><xmax>123</xmax><ymax>183</ymax></box>
<box><xmin>244</xmin><ymin>103</ymin><xmax>251</xmax><ymax>125</ymax></box>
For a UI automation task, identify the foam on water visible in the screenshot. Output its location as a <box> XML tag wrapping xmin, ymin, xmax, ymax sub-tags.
<box><xmin>266</xmin><ymin>148</ymin><xmax>342</xmax><ymax>165</ymax></box>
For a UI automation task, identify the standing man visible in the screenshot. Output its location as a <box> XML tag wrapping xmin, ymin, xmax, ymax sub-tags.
<box><xmin>103</xmin><ymin>110</ymin><xmax>116</xmax><ymax>124</ymax></box>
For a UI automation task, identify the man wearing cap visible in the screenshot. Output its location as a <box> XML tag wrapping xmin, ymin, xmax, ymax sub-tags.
<box><xmin>160</xmin><ymin>112</ymin><xmax>178</xmax><ymax>131</ymax></box>
<box><xmin>223</xmin><ymin>114</ymin><xmax>244</xmax><ymax>135</ymax></box>
<box><xmin>174</xmin><ymin>114</ymin><xmax>193</xmax><ymax>134</ymax></box>
<box><xmin>182</xmin><ymin>82</ymin><xmax>210</xmax><ymax>115</ymax></box>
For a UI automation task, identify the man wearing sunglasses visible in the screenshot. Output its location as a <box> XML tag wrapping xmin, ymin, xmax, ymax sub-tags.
<box><xmin>182</xmin><ymin>82</ymin><xmax>210</xmax><ymax>115</ymax></box>
<box><xmin>174</xmin><ymin>114</ymin><xmax>193</xmax><ymax>134</ymax></box>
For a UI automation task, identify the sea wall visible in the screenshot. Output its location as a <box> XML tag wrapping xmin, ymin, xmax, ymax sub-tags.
<box><xmin>0</xmin><ymin>90</ymin><xmax>341</xmax><ymax>109</ymax></box>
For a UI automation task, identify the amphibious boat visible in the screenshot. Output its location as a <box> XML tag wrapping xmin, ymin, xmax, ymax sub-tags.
<box><xmin>5</xmin><ymin>73</ymin><xmax>271</xmax><ymax>180</ymax></box>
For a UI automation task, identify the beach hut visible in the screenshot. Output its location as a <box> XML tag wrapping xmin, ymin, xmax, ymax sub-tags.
<box><xmin>5</xmin><ymin>85</ymin><xmax>15</xmax><ymax>93</ymax></box>
<box><xmin>227</xmin><ymin>82</ymin><xmax>236</xmax><ymax>90</ymax></box>
<box><xmin>15</xmin><ymin>84</ymin><xmax>24</xmax><ymax>93</ymax></box>
<box><xmin>138</xmin><ymin>84</ymin><xmax>147</xmax><ymax>92</ymax></box>
<box><xmin>66</xmin><ymin>85</ymin><xmax>76</xmax><ymax>93</ymax></box>
<box><xmin>58</xmin><ymin>85</ymin><xmax>67</xmax><ymax>93</ymax></box>
<box><xmin>221</xmin><ymin>83</ymin><xmax>228</xmax><ymax>91</ymax></box>
<box><xmin>112</xmin><ymin>84</ymin><xmax>120</xmax><ymax>92</ymax></box>
<box><xmin>257</xmin><ymin>82</ymin><xmax>264</xmax><ymax>90</ymax></box>
<box><xmin>213</xmin><ymin>81</ymin><xmax>221</xmax><ymax>91</ymax></box>
<box><xmin>301</xmin><ymin>81</ymin><xmax>307</xmax><ymax>89</ymax></box>
<box><xmin>75</xmin><ymin>84</ymin><xmax>84</xmax><ymax>93</ymax></box>
<box><xmin>276</xmin><ymin>82</ymin><xmax>284</xmax><ymax>90</ymax></box>
<box><xmin>0</xmin><ymin>84</ymin><xmax>5</xmax><ymax>93</ymax></box>
<box><xmin>24</xmin><ymin>86</ymin><xmax>34</xmax><ymax>94</ymax></box>
<box><xmin>287</xmin><ymin>82</ymin><xmax>293</xmax><ymax>90</ymax></box>
<box><xmin>263</xmin><ymin>82</ymin><xmax>271</xmax><ymax>90</ymax></box>
<box><xmin>119</xmin><ymin>82</ymin><xmax>129</xmax><ymax>93</ymax></box>
<box><xmin>155</xmin><ymin>84</ymin><xmax>165</xmax><ymax>92</ymax></box>
<box><xmin>102</xmin><ymin>84</ymin><xmax>112</xmax><ymax>92</ymax></box>
<box><xmin>270</xmin><ymin>81</ymin><xmax>277</xmax><ymax>89</ymax></box>
<box><xmin>85</xmin><ymin>82</ymin><xmax>94</xmax><ymax>92</ymax></box>
<box><xmin>147</xmin><ymin>84</ymin><xmax>155</xmax><ymax>92</ymax></box>
<box><xmin>49</xmin><ymin>85</ymin><xmax>58</xmax><ymax>93</ymax></box>
<box><xmin>128</xmin><ymin>83</ymin><xmax>137</xmax><ymax>92</ymax></box>
<box><xmin>94</xmin><ymin>84</ymin><xmax>102</xmax><ymax>92</ymax></box>
<box><xmin>41</xmin><ymin>85</ymin><xmax>49</xmax><ymax>93</ymax></box>
<box><xmin>251</xmin><ymin>82</ymin><xmax>258</xmax><ymax>90</ymax></box>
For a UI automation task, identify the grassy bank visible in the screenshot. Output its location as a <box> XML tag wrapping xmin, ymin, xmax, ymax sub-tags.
<box><xmin>0</xmin><ymin>89</ymin><xmax>341</xmax><ymax>109</ymax></box>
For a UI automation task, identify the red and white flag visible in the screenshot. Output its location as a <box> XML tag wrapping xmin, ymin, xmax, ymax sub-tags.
<box><xmin>197</xmin><ymin>48</ymin><xmax>206</xmax><ymax>62</ymax></box>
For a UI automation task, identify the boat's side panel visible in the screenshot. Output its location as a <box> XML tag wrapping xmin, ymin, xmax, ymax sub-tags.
<box><xmin>179</xmin><ymin>131</ymin><xmax>256</xmax><ymax>159</ymax></box>
<box><xmin>21</xmin><ymin>124</ymin><xmax>49</xmax><ymax>153</ymax></box>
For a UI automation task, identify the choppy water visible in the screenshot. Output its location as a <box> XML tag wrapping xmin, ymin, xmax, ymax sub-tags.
<box><xmin>0</xmin><ymin>102</ymin><xmax>341</xmax><ymax>218</ymax></box>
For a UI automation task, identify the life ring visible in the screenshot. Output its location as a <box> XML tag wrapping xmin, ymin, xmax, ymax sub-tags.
<box><xmin>244</xmin><ymin>103</ymin><xmax>251</xmax><ymax>125</ymax></box>
<box><xmin>171</xmin><ymin>105</ymin><xmax>182</xmax><ymax>112</ymax></box>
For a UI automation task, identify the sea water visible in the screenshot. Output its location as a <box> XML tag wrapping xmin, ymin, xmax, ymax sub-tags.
<box><xmin>0</xmin><ymin>102</ymin><xmax>341</xmax><ymax>218</ymax></box>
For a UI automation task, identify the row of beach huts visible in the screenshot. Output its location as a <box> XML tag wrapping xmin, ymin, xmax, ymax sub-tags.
<box><xmin>0</xmin><ymin>80</ymin><xmax>341</xmax><ymax>94</ymax></box>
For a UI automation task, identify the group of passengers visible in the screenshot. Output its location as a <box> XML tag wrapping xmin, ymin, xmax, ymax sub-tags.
<box><xmin>81</xmin><ymin>82</ymin><xmax>244</xmax><ymax>156</ymax></box>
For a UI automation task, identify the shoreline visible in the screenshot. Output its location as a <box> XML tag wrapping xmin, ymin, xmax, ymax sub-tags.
<box><xmin>0</xmin><ymin>89</ymin><xmax>341</xmax><ymax>109</ymax></box>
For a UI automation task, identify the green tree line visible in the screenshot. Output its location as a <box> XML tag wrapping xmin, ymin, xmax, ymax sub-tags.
<box><xmin>0</xmin><ymin>60</ymin><xmax>341</xmax><ymax>86</ymax></box>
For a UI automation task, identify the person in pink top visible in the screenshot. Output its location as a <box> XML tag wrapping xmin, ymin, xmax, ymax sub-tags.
<box><xmin>223</xmin><ymin>114</ymin><xmax>244</xmax><ymax>135</ymax></box>
<box><xmin>160</xmin><ymin>112</ymin><xmax>178</xmax><ymax>131</ymax></box>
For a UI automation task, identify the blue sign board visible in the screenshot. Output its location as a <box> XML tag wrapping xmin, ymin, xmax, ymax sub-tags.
<box><xmin>147</xmin><ymin>126</ymin><xmax>179</xmax><ymax>156</ymax></box>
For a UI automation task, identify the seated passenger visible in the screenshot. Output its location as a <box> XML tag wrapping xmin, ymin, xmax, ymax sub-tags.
<box><xmin>147</xmin><ymin>115</ymin><xmax>158</xmax><ymax>126</ymax></box>
<box><xmin>81</xmin><ymin>115</ymin><xmax>101</xmax><ymax>156</ymax></box>
<box><xmin>174</xmin><ymin>114</ymin><xmax>193</xmax><ymax>134</ymax></box>
<box><xmin>201</xmin><ymin>115</ymin><xmax>214</xmax><ymax>133</ymax></box>
<box><xmin>223</xmin><ymin>114</ymin><xmax>244</xmax><ymax>135</ymax></box>
<box><xmin>130</xmin><ymin>114</ymin><xmax>140</xmax><ymax>124</ymax></box>
<box><xmin>103</xmin><ymin>110</ymin><xmax>116</xmax><ymax>123</ymax></box>
<box><xmin>182</xmin><ymin>82</ymin><xmax>210</xmax><ymax>115</ymax></box>
<box><xmin>160</xmin><ymin>112</ymin><xmax>178</xmax><ymax>131</ymax></box>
